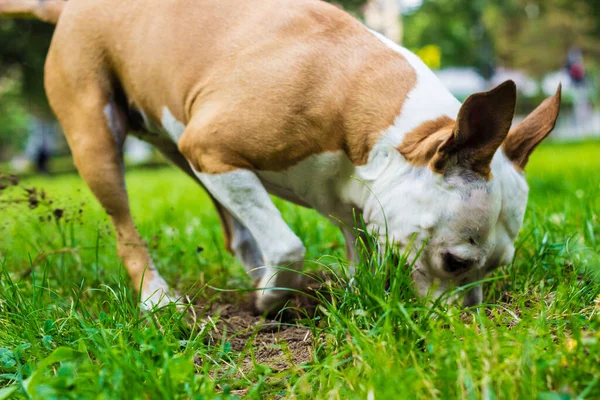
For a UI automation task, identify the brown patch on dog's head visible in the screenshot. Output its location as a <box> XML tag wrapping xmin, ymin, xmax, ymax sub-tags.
<box><xmin>397</xmin><ymin>116</ymin><xmax>455</xmax><ymax>166</ymax></box>
<box><xmin>502</xmin><ymin>84</ymin><xmax>562</xmax><ymax>170</ymax></box>
<box><xmin>399</xmin><ymin>80</ymin><xmax>517</xmax><ymax>179</ymax></box>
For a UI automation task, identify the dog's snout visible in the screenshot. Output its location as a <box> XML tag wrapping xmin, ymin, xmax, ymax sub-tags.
<box><xmin>442</xmin><ymin>252</ymin><xmax>472</xmax><ymax>274</ymax></box>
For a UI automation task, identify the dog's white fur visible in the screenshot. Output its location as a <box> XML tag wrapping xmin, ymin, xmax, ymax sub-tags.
<box><xmin>369</xmin><ymin>30</ymin><xmax>462</xmax><ymax>146</ymax></box>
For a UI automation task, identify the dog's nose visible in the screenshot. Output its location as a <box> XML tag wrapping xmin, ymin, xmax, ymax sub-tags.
<box><xmin>442</xmin><ymin>252</ymin><xmax>471</xmax><ymax>273</ymax></box>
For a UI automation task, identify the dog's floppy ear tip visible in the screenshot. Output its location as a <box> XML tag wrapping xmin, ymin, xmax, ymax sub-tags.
<box><xmin>545</xmin><ymin>83</ymin><xmax>562</xmax><ymax>110</ymax></box>
<box><xmin>550</xmin><ymin>83</ymin><xmax>562</xmax><ymax>114</ymax></box>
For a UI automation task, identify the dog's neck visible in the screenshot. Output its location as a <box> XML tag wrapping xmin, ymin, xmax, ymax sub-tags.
<box><xmin>337</xmin><ymin>29</ymin><xmax>464</xmax><ymax>219</ymax></box>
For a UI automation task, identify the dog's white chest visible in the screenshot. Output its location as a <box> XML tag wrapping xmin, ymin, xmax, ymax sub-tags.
<box><xmin>257</xmin><ymin>151</ymin><xmax>356</xmax><ymax>220</ymax></box>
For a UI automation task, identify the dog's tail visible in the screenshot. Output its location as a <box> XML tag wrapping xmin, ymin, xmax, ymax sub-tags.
<box><xmin>0</xmin><ymin>0</ymin><xmax>66</xmax><ymax>24</ymax></box>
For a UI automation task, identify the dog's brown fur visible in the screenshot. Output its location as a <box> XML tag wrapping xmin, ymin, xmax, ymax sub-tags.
<box><xmin>399</xmin><ymin>83</ymin><xmax>562</xmax><ymax>177</ymax></box>
<box><xmin>398</xmin><ymin>116</ymin><xmax>455</xmax><ymax>167</ymax></box>
<box><xmin>55</xmin><ymin>0</ymin><xmax>417</xmax><ymax>173</ymax></box>
<box><xmin>39</xmin><ymin>0</ymin><xmax>419</xmax><ymax>294</ymax></box>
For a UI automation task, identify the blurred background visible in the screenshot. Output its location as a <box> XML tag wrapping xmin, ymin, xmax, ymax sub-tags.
<box><xmin>0</xmin><ymin>0</ymin><xmax>599</xmax><ymax>175</ymax></box>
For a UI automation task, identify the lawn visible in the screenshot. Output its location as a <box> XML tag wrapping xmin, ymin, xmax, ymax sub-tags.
<box><xmin>0</xmin><ymin>140</ymin><xmax>599</xmax><ymax>399</ymax></box>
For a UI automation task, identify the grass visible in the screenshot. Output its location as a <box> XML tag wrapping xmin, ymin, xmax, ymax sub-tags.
<box><xmin>0</xmin><ymin>140</ymin><xmax>599</xmax><ymax>399</ymax></box>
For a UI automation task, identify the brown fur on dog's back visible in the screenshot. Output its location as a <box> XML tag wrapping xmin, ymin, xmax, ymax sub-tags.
<box><xmin>47</xmin><ymin>0</ymin><xmax>416</xmax><ymax>173</ymax></box>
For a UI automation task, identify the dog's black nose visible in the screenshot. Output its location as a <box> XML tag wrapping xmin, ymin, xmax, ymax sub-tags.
<box><xmin>443</xmin><ymin>252</ymin><xmax>471</xmax><ymax>273</ymax></box>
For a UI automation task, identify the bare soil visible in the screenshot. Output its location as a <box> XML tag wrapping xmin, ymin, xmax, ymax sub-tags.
<box><xmin>202</xmin><ymin>301</ymin><xmax>315</xmax><ymax>370</ymax></box>
<box><xmin>196</xmin><ymin>275</ymin><xmax>333</xmax><ymax>373</ymax></box>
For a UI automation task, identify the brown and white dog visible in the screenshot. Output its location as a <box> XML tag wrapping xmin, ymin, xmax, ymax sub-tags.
<box><xmin>1</xmin><ymin>0</ymin><xmax>561</xmax><ymax>312</ymax></box>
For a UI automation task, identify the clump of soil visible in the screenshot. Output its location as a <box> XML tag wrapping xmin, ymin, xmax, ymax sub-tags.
<box><xmin>0</xmin><ymin>175</ymin><xmax>19</xmax><ymax>191</ymax></box>
<box><xmin>0</xmin><ymin>175</ymin><xmax>81</xmax><ymax>226</ymax></box>
<box><xmin>0</xmin><ymin>175</ymin><xmax>47</xmax><ymax>210</ymax></box>
<box><xmin>203</xmin><ymin>302</ymin><xmax>314</xmax><ymax>370</ymax></box>
<box><xmin>24</xmin><ymin>187</ymin><xmax>44</xmax><ymax>209</ymax></box>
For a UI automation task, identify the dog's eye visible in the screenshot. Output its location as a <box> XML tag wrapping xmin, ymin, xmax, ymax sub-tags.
<box><xmin>443</xmin><ymin>253</ymin><xmax>472</xmax><ymax>273</ymax></box>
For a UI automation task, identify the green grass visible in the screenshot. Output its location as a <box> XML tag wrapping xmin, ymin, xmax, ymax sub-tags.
<box><xmin>1</xmin><ymin>140</ymin><xmax>599</xmax><ymax>399</ymax></box>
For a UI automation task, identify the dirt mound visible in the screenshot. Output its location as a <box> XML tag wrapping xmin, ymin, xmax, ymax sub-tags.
<box><xmin>204</xmin><ymin>302</ymin><xmax>313</xmax><ymax>370</ymax></box>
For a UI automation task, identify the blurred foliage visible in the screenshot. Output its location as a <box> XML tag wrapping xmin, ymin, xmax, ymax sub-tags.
<box><xmin>0</xmin><ymin>19</ymin><xmax>54</xmax><ymax>114</ymax></box>
<box><xmin>403</xmin><ymin>0</ymin><xmax>495</xmax><ymax>77</ymax></box>
<box><xmin>0</xmin><ymin>72</ymin><xmax>29</xmax><ymax>158</ymax></box>
<box><xmin>0</xmin><ymin>19</ymin><xmax>54</xmax><ymax>158</ymax></box>
<box><xmin>485</xmin><ymin>0</ymin><xmax>600</xmax><ymax>79</ymax></box>
<box><xmin>403</xmin><ymin>0</ymin><xmax>600</xmax><ymax>79</ymax></box>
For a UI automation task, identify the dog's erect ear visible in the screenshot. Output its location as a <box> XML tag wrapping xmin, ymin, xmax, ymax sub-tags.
<box><xmin>502</xmin><ymin>84</ymin><xmax>561</xmax><ymax>170</ymax></box>
<box><xmin>431</xmin><ymin>80</ymin><xmax>517</xmax><ymax>179</ymax></box>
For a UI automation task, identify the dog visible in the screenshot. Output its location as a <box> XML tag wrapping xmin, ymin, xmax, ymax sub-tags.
<box><xmin>0</xmin><ymin>0</ymin><xmax>560</xmax><ymax>312</ymax></box>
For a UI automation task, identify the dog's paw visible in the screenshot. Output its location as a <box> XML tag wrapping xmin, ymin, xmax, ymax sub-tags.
<box><xmin>140</xmin><ymin>276</ymin><xmax>182</xmax><ymax>311</ymax></box>
<box><xmin>253</xmin><ymin>288</ymin><xmax>292</xmax><ymax>314</ymax></box>
<box><xmin>252</xmin><ymin>272</ymin><xmax>301</xmax><ymax>314</ymax></box>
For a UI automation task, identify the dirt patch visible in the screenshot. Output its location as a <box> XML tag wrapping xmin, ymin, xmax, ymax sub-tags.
<box><xmin>203</xmin><ymin>302</ymin><xmax>313</xmax><ymax>371</ymax></box>
<box><xmin>0</xmin><ymin>175</ymin><xmax>48</xmax><ymax>210</ymax></box>
<box><xmin>197</xmin><ymin>279</ymin><xmax>332</xmax><ymax>373</ymax></box>
<box><xmin>0</xmin><ymin>174</ymin><xmax>19</xmax><ymax>191</ymax></box>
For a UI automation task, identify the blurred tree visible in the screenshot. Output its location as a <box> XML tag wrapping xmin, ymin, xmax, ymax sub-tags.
<box><xmin>484</xmin><ymin>0</ymin><xmax>600</xmax><ymax>79</ymax></box>
<box><xmin>0</xmin><ymin>19</ymin><xmax>55</xmax><ymax>157</ymax></box>
<box><xmin>402</xmin><ymin>0</ymin><xmax>495</xmax><ymax>77</ymax></box>
<box><xmin>0</xmin><ymin>19</ymin><xmax>54</xmax><ymax>115</ymax></box>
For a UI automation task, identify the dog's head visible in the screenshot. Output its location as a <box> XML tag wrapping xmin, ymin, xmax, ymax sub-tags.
<box><xmin>361</xmin><ymin>80</ymin><xmax>561</xmax><ymax>305</ymax></box>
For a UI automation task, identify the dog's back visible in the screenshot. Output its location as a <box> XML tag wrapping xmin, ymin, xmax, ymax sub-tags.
<box><xmin>47</xmin><ymin>0</ymin><xmax>413</xmax><ymax>171</ymax></box>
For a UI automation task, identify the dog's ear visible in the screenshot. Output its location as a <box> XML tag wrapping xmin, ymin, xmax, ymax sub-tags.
<box><xmin>431</xmin><ymin>80</ymin><xmax>517</xmax><ymax>179</ymax></box>
<box><xmin>502</xmin><ymin>84</ymin><xmax>561</xmax><ymax>170</ymax></box>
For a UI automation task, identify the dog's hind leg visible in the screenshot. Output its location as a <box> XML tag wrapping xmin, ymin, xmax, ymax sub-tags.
<box><xmin>44</xmin><ymin>60</ymin><xmax>176</xmax><ymax>310</ymax></box>
<box><xmin>218</xmin><ymin>210</ymin><xmax>264</xmax><ymax>279</ymax></box>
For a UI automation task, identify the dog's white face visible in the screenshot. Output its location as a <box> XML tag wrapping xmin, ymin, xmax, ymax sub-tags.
<box><xmin>360</xmin><ymin>81</ymin><xmax>561</xmax><ymax>305</ymax></box>
<box><xmin>364</xmin><ymin>153</ymin><xmax>528</xmax><ymax>302</ymax></box>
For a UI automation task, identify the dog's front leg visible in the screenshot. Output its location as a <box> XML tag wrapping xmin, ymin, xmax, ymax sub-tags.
<box><xmin>191</xmin><ymin>169</ymin><xmax>306</xmax><ymax>313</ymax></box>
